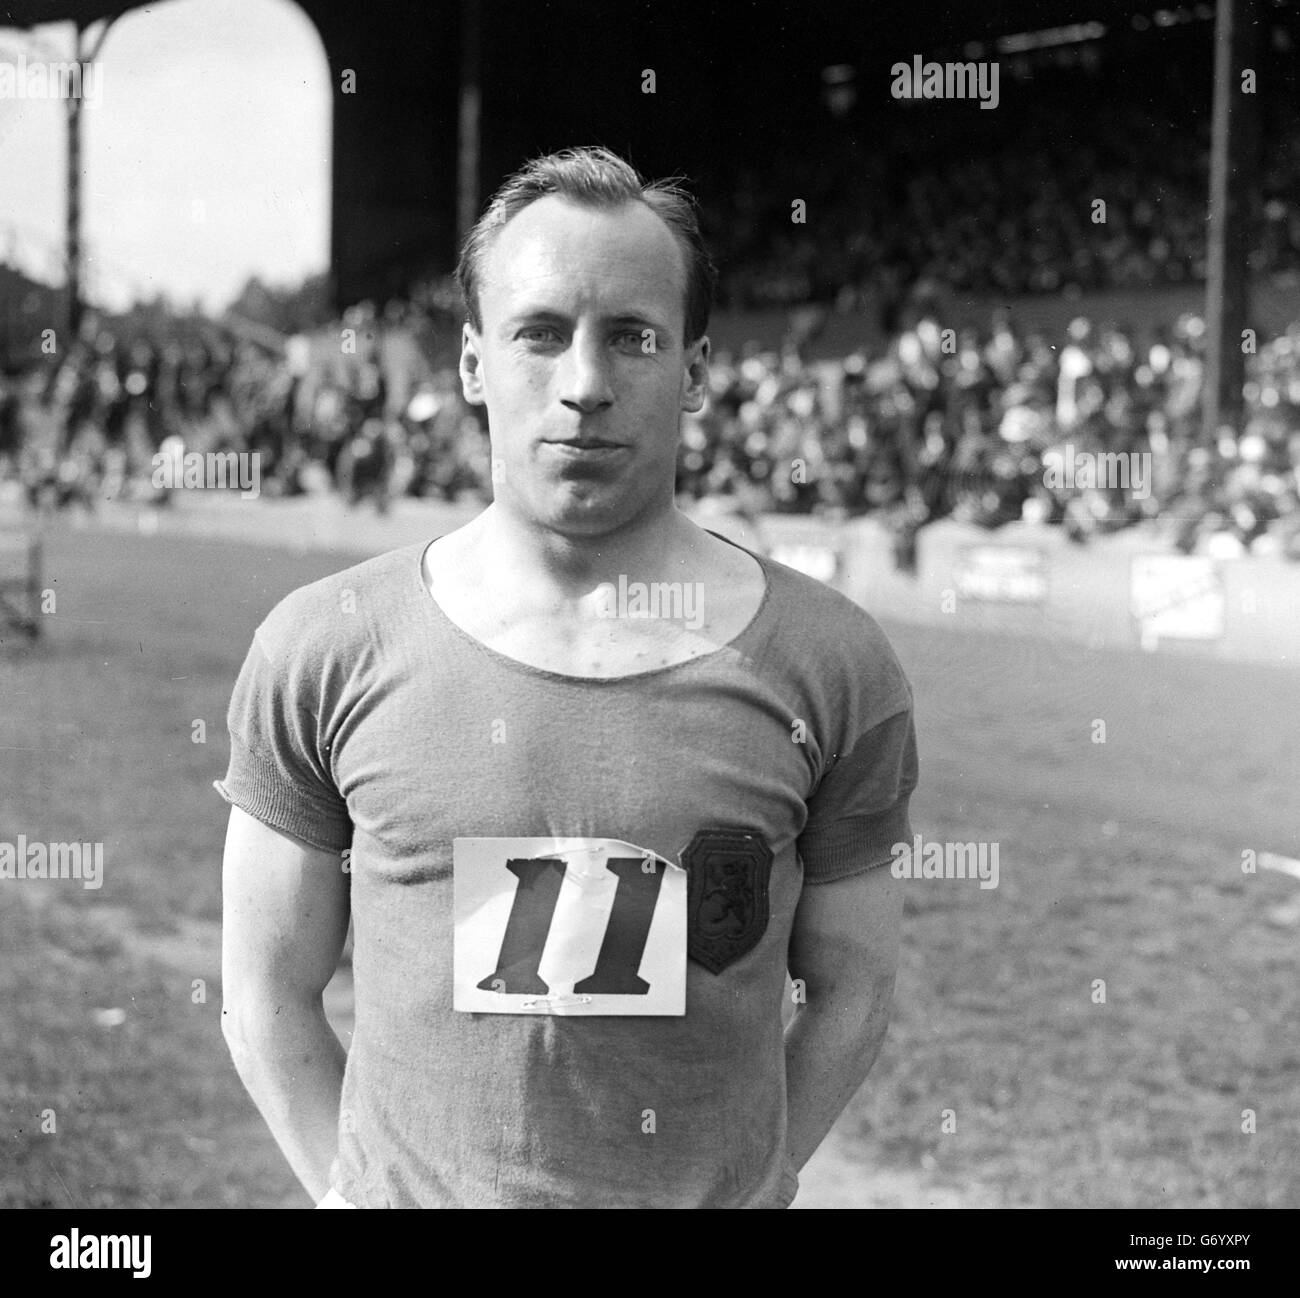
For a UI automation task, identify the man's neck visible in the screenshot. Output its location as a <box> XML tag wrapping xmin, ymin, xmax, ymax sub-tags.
<box><xmin>465</xmin><ymin>501</ymin><xmax>709</xmax><ymax>607</ymax></box>
<box><xmin>425</xmin><ymin>497</ymin><xmax>767</xmax><ymax>677</ymax></box>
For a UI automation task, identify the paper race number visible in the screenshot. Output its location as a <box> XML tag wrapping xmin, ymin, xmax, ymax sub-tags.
<box><xmin>453</xmin><ymin>837</ymin><xmax>687</xmax><ymax>1016</ymax></box>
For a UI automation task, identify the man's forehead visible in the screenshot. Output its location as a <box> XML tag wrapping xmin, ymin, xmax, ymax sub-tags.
<box><xmin>479</xmin><ymin>195</ymin><xmax>686</xmax><ymax>318</ymax></box>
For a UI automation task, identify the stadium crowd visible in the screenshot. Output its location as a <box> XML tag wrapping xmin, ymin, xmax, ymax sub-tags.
<box><xmin>2</xmin><ymin>294</ymin><xmax>1298</xmax><ymax>565</ymax></box>
<box><xmin>4</xmin><ymin>49</ymin><xmax>1300</xmax><ymax>563</ymax></box>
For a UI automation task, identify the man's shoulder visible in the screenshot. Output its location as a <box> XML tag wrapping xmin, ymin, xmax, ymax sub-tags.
<box><xmin>758</xmin><ymin>548</ymin><xmax>899</xmax><ymax>653</ymax></box>
<box><xmin>254</xmin><ymin>541</ymin><xmax>428</xmax><ymax>664</ymax></box>
<box><xmin>755</xmin><ymin>550</ymin><xmax>912</xmax><ymax>708</ymax></box>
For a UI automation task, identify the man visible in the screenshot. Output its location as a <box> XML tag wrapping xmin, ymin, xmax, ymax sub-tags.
<box><xmin>218</xmin><ymin>146</ymin><xmax>917</xmax><ymax>1208</ymax></box>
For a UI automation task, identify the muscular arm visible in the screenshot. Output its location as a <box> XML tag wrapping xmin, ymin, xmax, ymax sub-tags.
<box><xmin>220</xmin><ymin>806</ymin><xmax>351</xmax><ymax>1203</ymax></box>
<box><xmin>783</xmin><ymin>862</ymin><xmax>903</xmax><ymax>1171</ymax></box>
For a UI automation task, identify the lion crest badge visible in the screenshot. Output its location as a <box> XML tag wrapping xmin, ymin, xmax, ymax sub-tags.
<box><xmin>681</xmin><ymin>829</ymin><xmax>773</xmax><ymax>974</ymax></box>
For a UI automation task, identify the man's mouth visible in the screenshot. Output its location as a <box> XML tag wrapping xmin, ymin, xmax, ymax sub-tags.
<box><xmin>541</xmin><ymin>437</ymin><xmax>630</xmax><ymax>464</ymax></box>
<box><xmin>544</xmin><ymin>437</ymin><xmax>626</xmax><ymax>450</ymax></box>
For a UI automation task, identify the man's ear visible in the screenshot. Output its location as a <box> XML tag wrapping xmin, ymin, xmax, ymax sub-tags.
<box><xmin>681</xmin><ymin>335</ymin><xmax>711</xmax><ymax>414</ymax></box>
<box><xmin>460</xmin><ymin>323</ymin><xmax>485</xmax><ymax>406</ymax></box>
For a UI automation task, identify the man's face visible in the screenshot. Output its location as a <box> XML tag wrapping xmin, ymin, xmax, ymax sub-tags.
<box><xmin>461</xmin><ymin>194</ymin><xmax>709</xmax><ymax>537</ymax></box>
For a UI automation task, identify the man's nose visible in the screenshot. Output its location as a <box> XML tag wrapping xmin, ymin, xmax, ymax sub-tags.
<box><xmin>558</xmin><ymin>334</ymin><xmax>614</xmax><ymax>414</ymax></box>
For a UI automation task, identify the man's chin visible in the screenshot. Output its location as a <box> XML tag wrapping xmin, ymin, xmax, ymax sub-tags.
<box><xmin>532</xmin><ymin>481</ymin><xmax>659</xmax><ymax>538</ymax></box>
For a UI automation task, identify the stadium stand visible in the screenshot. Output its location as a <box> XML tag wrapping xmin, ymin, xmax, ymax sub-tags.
<box><xmin>2</xmin><ymin>25</ymin><xmax>1299</xmax><ymax>564</ymax></box>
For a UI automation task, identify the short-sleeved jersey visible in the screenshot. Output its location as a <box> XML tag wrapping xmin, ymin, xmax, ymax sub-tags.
<box><xmin>216</xmin><ymin>536</ymin><xmax>918</xmax><ymax>1208</ymax></box>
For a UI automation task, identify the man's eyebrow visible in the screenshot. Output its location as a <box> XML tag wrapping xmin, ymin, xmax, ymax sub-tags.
<box><xmin>499</xmin><ymin>308</ymin><xmax>567</xmax><ymax>334</ymax></box>
<box><xmin>499</xmin><ymin>307</ymin><xmax>674</xmax><ymax>336</ymax></box>
<box><xmin>609</xmin><ymin>311</ymin><xmax>673</xmax><ymax>335</ymax></box>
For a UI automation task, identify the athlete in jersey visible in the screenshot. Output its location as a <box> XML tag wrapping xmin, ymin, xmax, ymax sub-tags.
<box><xmin>218</xmin><ymin>146</ymin><xmax>917</xmax><ymax>1209</ymax></box>
<box><xmin>217</xmin><ymin>536</ymin><xmax>915</xmax><ymax>1207</ymax></box>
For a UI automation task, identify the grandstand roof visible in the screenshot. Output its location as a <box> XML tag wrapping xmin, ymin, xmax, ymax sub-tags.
<box><xmin>1</xmin><ymin>0</ymin><xmax>1197</xmax><ymax>47</ymax></box>
<box><xmin>3</xmin><ymin>0</ymin><xmax>131</xmax><ymax>26</ymax></box>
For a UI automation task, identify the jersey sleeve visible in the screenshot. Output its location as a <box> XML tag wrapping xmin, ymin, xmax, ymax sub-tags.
<box><xmin>214</xmin><ymin>626</ymin><xmax>353</xmax><ymax>854</ymax></box>
<box><xmin>796</xmin><ymin>700</ymin><xmax>918</xmax><ymax>885</ymax></box>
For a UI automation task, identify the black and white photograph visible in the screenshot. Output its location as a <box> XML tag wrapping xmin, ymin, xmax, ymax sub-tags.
<box><xmin>0</xmin><ymin>0</ymin><xmax>1295</xmax><ymax>1254</ymax></box>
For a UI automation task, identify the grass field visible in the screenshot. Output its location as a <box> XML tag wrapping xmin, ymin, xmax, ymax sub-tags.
<box><xmin>2</xmin><ymin>518</ymin><xmax>1298</xmax><ymax>1208</ymax></box>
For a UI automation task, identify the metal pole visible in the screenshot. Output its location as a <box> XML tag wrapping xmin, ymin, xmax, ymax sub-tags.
<box><xmin>65</xmin><ymin>22</ymin><xmax>84</xmax><ymax>340</ymax></box>
<box><xmin>64</xmin><ymin>17</ymin><xmax>116</xmax><ymax>341</ymax></box>
<box><xmin>457</xmin><ymin>0</ymin><xmax>482</xmax><ymax>246</ymax></box>
<box><xmin>1202</xmin><ymin>0</ymin><xmax>1259</xmax><ymax>445</ymax></box>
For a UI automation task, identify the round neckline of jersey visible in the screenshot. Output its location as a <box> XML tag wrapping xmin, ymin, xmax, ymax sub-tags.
<box><xmin>412</xmin><ymin>528</ymin><xmax>774</xmax><ymax>686</ymax></box>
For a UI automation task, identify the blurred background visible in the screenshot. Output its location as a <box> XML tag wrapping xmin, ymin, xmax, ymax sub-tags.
<box><xmin>1</xmin><ymin>0</ymin><xmax>1297</xmax><ymax>1209</ymax></box>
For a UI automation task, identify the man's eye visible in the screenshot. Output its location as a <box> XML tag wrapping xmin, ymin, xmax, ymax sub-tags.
<box><xmin>519</xmin><ymin>328</ymin><xmax>560</xmax><ymax>344</ymax></box>
<box><xmin>615</xmin><ymin>331</ymin><xmax>647</xmax><ymax>349</ymax></box>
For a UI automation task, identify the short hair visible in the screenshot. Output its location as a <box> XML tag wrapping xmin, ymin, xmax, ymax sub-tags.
<box><xmin>456</xmin><ymin>146</ymin><xmax>716</xmax><ymax>344</ymax></box>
